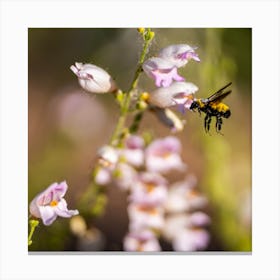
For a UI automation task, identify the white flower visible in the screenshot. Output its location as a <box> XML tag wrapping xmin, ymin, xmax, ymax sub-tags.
<box><xmin>97</xmin><ymin>145</ymin><xmax>119</xmax><ymax>168</ymax></box>
<box><xmin>148</xmin><ymin>81</ymin><xmax>198</xmax><ymax>110</ymax></box>
<box><xmin>70</xmin><ymin>62</ymin><xmax>117</xmax><ymax>94</ymax></box>
<box><xmin>158</xmin><ymin>44</ymin><xmax>200</xmax><ymax>68</ymax></box>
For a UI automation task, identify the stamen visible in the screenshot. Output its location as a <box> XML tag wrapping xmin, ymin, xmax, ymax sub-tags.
<box><xmin>50</xmin><ymin>200</ymin><xmax>58</xmax><ymax>207</ymax></box>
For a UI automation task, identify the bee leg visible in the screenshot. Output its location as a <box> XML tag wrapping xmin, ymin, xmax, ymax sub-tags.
<box><xmin>204</xmin><ymin>114</ymin><xmax>212</xmax><ymax>133</ymax></box>
<box><xmin>216</xmin><ymin>116</ymin><xmax>223</xmax><ymax>135</ymax></box>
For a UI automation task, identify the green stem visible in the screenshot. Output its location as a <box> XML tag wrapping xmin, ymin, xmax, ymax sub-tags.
<box><xmin>80</xmin><ymin>28</ymin><xmax>154</xmax><ymax>217</ymax></box>
<box><xmin>109</xmin><ymin>28</ymin><xmax>154</xmax><ymax>147</ymax></box>
<box><xmin>28</xmin><ymin>219</ymin><xmax>39</xmax><ymax>246</ymax></box>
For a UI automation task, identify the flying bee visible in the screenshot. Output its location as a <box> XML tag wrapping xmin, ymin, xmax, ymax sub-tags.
<box><xmin>190</xmin><ymin>82</ymin><xmax>232</xmax><ymax>133</ymax></box>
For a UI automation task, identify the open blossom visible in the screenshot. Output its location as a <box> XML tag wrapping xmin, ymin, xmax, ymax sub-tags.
<box><xmin>124</xmin><ymin>230</ymin><xmax>161</xmax><ymax>251</ymax></box>
<box><xmin>158</xmin><ymin>44</ymin><xmax>200</xmax><ymax>67</ymax></box>
<box><xmin>113</xmin><ymin>162</ymin><xmax>138</xmax><ymax>191</ymax></box>
<box><xmin>95</xmin><ymin>167</ymin><xmax>112</xmax><ymax>186</ymax></box>
<box><xmin>117</xmin><ymin>135</ymin><xmax>145</xmax><ymax>167</ymax></box>
<box><xmin>172</xmin><ymin>228</ymin><xmax>209</xmax><ymax>251</ymax></box>
<box><xmin>97</xmin><ymin>145</ymin><xmax>119</xmax><ymax>168</ymax></box>
<box><xmin>128</xmin><ymin>204</ymin><xmax>165</xmax><ymax>232</ymax></box>
<box><xmin>163</xmin><ymin>213</ymin><xmax>210</xmax><ymax>240</ymax></box>
<box><xmin>148</xmin><ymin>81</ymin><xmax>198</xmax><ymax>111</ymax></box>
<box><xmin>129</xmin><ymin>172</ymin><xmax>168</xmax><ymax>206</ymax></box>
<box><xmin>165</xmin><ymin>176</ymin><xmax>208</xmax><ymax>213</ymax></box>
<box><xmin>143</xmin><ymin>57</ymin><xmax>185</xmax><ymax>88</ymax></box>
<box><xmin>29</xmin><ymin>181</ymin><xmax>79</xmax><ymax>226</ymax></box>
<box><xmin>145</xmin><ymin>136</ymin><xmax>186</xmax><ymax>174</ymax></box>
<box><xmin>70</xmin><ymin>62</ymin><xmax>117</xmax><ymax>94</ymax></box>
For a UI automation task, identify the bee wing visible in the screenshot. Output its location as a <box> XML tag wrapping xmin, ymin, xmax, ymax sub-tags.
<box><xmin>209</xmin><ymin>90</ymin><xmax>232</xmax><ymax>105</ymax></box>
<box><xmin>206</xmin><ymin>82</ymin><xmax>232</xmax><ymax>103</ymax></box>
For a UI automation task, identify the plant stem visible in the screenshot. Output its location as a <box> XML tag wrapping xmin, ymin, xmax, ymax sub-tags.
<box><xmin>109</xmin><ymin>29</ymin><xmax>153</xmax><ymax>146</ymax></box>
<box><xmin>28</xmin><ymin>219</ymin><xmax>39</xmax><ymax>246</ymax></box>
<box><xmin>80</xmin><ymin>29</ymin><xmax>154</xmax><ymax>217</ymax></box>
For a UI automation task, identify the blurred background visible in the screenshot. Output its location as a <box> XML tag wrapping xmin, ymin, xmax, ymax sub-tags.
<box><xmin>28</xmin><ymin>28</ymin><xmax>251</xmax><ymax>252</ymax></box>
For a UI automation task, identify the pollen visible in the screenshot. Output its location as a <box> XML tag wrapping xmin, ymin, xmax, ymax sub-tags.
<box><xmin>50</xmin><ymin>200</ymin><xmax>58</xmax><ymax>207</ymax></box>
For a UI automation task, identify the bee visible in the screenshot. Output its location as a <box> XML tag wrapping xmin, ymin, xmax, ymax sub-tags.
<box><xmin>190</xmin><ymin>82</ymin><xmax>232</xmax><ymax>133</ymax></box>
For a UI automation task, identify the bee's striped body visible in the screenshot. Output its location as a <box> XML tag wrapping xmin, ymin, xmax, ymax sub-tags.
<box><xmin>190</xmin><ymin>82</ymin><xmax>232</xmax><ymax>133</ymax></box>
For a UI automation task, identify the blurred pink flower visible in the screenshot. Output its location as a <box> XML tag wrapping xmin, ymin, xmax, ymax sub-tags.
<box><xmin>117</xmin><ymin>135</ymin><xmax>145</xmax><ymax>167</ymax></box>
<box><xmin>113</xmin><ymin>162</ymin><xmax>138</xmax><ymax>191</ymax></box>
<box><xmin>163</xmin><ymin>213</ymin><xmax>210</xmax><ymax>241</ymax></box>
<box><xmin>29</xmin><ymin>181</ymin><xmax>79</xmax><ymax>226</ymax></box>
<box><xmin>172</xmin><ymin>228</ymin><xmax>209</xmax><ymax>251</ymax></box>
<box><xmin>95</xmin><ymin>167</ymin><xmax>112</xmax><ymax>186</ymax></box>
<box><xmin>128</xmin><ymin>204</ymin><xmax>165</xmax><ymax>232</ymax></box>
<box><xmin>70</xmin><ymin>62</ymin><xmax>117</xmax><ymax>94</ymax></box>
<box><xmin>129</xmin><ymin>172</ymin><xmax>168</xmax><ymax>206</ymax></box>
<box><xmin>145</xmin><ymin>136</ymin><xmax>186</xmax><ymax>174</ymax></box>
<box><xmin>158</xmin><ymin>44</ymin><xmax>200</xmax><ymax>67</ymax></box>
<box><xmin>123</xmin><ymin>230</ymin><xmax>161</xmax><ymax>252</ymax></box>
<box><xmin>165</xmin><ymin>176</ymin><xmax>208</xmax><ymax>213</ymax></box>
<box><xmin>143</xmin><ymin>57</ymin><xmax>185</xmax><ymax>87</ymax></box>
<box><xmin>125</xmin><ymin>135</ymin><xmax>145</xmax><ymax>149</ymax></box>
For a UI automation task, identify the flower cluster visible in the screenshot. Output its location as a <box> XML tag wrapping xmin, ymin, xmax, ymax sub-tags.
<box><xmin>95</xmin><ymin>135</ymin><xmax>210</xmax><ymax>251</ymax></box>
<box><xmin>143</xmin><ymin>44</ymin><xmax>200</xmax><ymax>113</ymax></box>
<box><xmin>163</xmin><ymin>176</ymin><xmax>210</xmax><ymax>251</ymax></box>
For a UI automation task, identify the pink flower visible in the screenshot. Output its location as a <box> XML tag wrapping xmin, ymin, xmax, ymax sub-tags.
<box><xmin>145</xmin><ymin>136</ymin><xmax>186</xmax><ymax>174</ymax></box>
<box><xmin>148</xmin><ymin>81</ymin><xmax>198</xmax><ymax>110</ymax></box>
<box><xmin>172</xmin><ymin>228</ymin><xmax>210</xmax><ymax>251</ymax></box>
<box><xmin>123</xmin><ymin>230</ymin><xmax>161</xmax><ymax>252</ymax></box>
<box><xmin>143</xmin><ymin>57</ymin><xmax>185</xmax><ymax>88</ymax></box>
<box><xmin>117</xmin><ymin>135</ymin><xmax>145</xmax><ymax>167</ymax></box>
<box><xmin>113</xmin><ymin>162</ymin><xmax>137</xmax><ymax>191</ymax></box>
<box><xmin>163</xmin><ymin>213</ymin><xmax>210</xmax><ymax>241</ymax></box>
<box><xmin>95</xmin><ymin>167</ymin><xmax>112</xmax><ymax>186</ymax></box>
<box><xmin>70</xmin><ymin>62</ymin><xmax>117</xmax><ymax>94</ymax></box>
<box><xmin>129</xmin><ymin>172</ymin><xmax>168</xmax><ymax>206</ymax></box>
<box><xmin>158</xmin><ymin>44</ymin><xmax>200</xmax><ymax>68</ymax></box>
<box><xmin>29</xmin><ymin>181</ymin><xmax>79</xmax><ymax>226</ymax></box>
<box><xmin>128</xmin><ymin>203</ymin><xmax>165</xmax><ymax>232</ymax></box>
<box><xmin>165</xmin><ymin>176</ymin><xmax>208</xmax><ymax>213</ymax></box>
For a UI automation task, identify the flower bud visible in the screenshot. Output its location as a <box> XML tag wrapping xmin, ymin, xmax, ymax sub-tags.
<box><xmin>70</xmin><ymin>62</ymin><xmax>117</xmax><ymax>94</ymax></box>
<box><xmin>158</xmin><ymin>44</ymin><xmax>200</xmax><ymax>68</ymax></box>
<box><xmin>97</xmin><ymin>145</ymin><xmax>119</xmax><ymax>168</ymax></box>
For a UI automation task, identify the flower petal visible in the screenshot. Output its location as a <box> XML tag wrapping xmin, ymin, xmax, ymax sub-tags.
<box><xmin>54</xmin><ymin>199</ymin><xmax>79</xmax><ymax>218</ymax></box>
<box><xmin>38</xmin><ymin>205</ymin><xmax>57</xmax><ymax>226</ymax></box>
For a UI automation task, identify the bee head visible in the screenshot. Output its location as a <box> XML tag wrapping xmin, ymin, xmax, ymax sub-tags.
<box><xmin>224</xmin><ymin>110</ymin><xmax>231</xmax><ymax>118</ymax></box>
<box><xmin>190</xmin><ymin>100</ymin><xmax>199</xmax><ymax>111</ymax></box>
